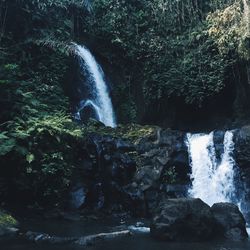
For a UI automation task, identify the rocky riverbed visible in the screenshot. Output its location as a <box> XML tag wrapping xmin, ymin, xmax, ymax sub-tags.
<box><xmin>1</xmin><ymin>123</ymin><xmax>250</xmax><ymax>249</ymax></box>
<box><xmin>65</xmin><ymin>123</ymin><xmax>250</xmax><ymax>222</ymax></box>
<box><xmin>0</xmin><ymin>214</ymin><xmax>250</xmax><ymax>250</ymax></box>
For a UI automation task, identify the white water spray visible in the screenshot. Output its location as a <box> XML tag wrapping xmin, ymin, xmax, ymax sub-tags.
<box><xmin>74</xmin><ymin>44</ymin><xmax>116</xmax><ymax>128</ymax></box>
<box><xmin>186</xmin><ymin>131</ymin><xmax>237</xmax><ymax>206</ymax></box>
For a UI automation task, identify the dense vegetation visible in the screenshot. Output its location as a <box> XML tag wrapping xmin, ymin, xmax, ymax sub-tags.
<box><xmin>0</xmin><ymin>0</ymin><xmax>249</xmax><ymax>209</ymax></box>
<box><xmin>84</xmin><ymin>0</ymin><xmax>250</xmax><ymax>123</ymax></box>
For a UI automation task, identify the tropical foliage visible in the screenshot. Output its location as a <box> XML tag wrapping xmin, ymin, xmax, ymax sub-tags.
<box><xmin>0</xmin><ymin>0</ymin><xmax>249</xmax><ymax>208</ymax></box>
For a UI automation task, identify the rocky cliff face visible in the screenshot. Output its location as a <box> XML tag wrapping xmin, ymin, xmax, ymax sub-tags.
<box><xmin>69</xmin><ymin>124</ymin><xmax>189</xmax><ymax>216</ymax></box>
<box><xmin>69</xmin><ymin>124</ymin><xmax>250</xmax><ymax>223</ymax></box>
<box><xmin>234</xmin><ymin>126</ymin><xmax>250</xmax><ymax>222</ymax></box>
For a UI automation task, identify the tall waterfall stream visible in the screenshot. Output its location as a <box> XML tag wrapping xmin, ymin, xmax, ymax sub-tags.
<box><xmin>74</xmin><ymin>44</ymin><xmax>116</xmax><ymax>128</ymax></box>
<box><xmin>186</xmin><ymin>131</ymin><xmax>241</xmax><ymax>207</ymax></box>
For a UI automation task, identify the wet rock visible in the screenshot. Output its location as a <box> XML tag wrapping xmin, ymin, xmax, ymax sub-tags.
<box><xmin>233</xmin><ymin>126</ymin><xmax>250</xmax><ymax>224</ymax></box>
<box><xmin>213</xmin><ymin>130</ymin><xmax>225</xmax><ymax>161</ymax></box>
<box><xmin>115</xmin><ymin>139</ymin><xmax>135</xmax><ymax>151</ymax></box>
<box><xmin>167</xmin><ymin>150</ymin><xmax>190</xmax><ymax>181</ymax></box>
<box><xmin>150</xmin><ymin>198</ymin><xmax>214</xmax><ymax>241</ymax></box>
<box><xmin>144</xmin><ymin>187</ymin><xmax>165</xmax><ymax>215</ymax></box>
<box><xmin>70</xmin><ymin>184</ymin><xmax>87</xmax><ymax>209</ymax></box>
<box><xmin>25</xmin><ymin>231</ymin><xmax>77</xmax><ymax>244</ymax></box>
<box><xmin>211</xmin><ymin>203</ymin><xmax>248</xmax><ymax>241</ymax></box>
<box><xmin>235</xmin><ymin>126</ymin><xmax>250</xmax><ymax>169</ymax></box>
<box><xmin>128</xmin><ymin>225</ymin><xmax>150</xmax><ymax>234</ymax></box>
<box><xmin>71</xmin><ymin>126</ymin><xmax>189</xmax><ymax>215</ymax></box>
<box><xmin>92</xmin><ymin>183</ymin><xmax>105</xmax><ymax>210</ymax></box>
<box><xmin>122</xmin><ymin>185</ymin><xmax>146</xmax><ymax>216</ymax></box>
<box><xmin>24</xmin><ymin>229</ymin><xmax>132</xmax><ymax>246</ymax></box>
<box><xmin>163</xmin><ymin>184</ymin><xmax>188</xmax><ymax>198</ymax></box>
<box><xmin>241</xmin><ymin>168</ymin><xmax>250</xmax><ymax>222</ymax></box>
<box><xmin>134</xmin><ymin>165</ymin><xmax>163</xmax><ymax>191</ymax></box>
<box><xmin>151</xmin><ymin>198</ymin><xmax>248</xmax><ymax>242</ymax></box>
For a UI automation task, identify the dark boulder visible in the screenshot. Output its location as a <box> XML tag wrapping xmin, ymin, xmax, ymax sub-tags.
<box><xmin>151</xmin><ymin>198</ymin><xmax>248</xmax><ymax>242</ymax></box>
<box><xmin>234</xmin><ymin>126</ymin><xmax>250</xmax><ymax>223</ymax></box>
<box><xmin>163</xmin><ymin>184</ymin><xmax>188</xmax><ymax>198</ymax></box>
<box><xmin>211</xmin><ymin>202</ymin><xmax>248</xmax><ymax>241</ymax></box>
<box><xmin>150</xmin><ymin>198</ymin><xmax>214</xmax><ymax>241</ymax></box>
<box><xmin>234</xmin><ymin>126</ymin><xmax>250</xmax><ymax>169</ymax></box>
<box><xmin>70</xmin><ymin>184</ymin><xmax>87</xmax><ymax>209</ymax></box>
<box><xmin>213</xmin><ymin>130</ymin><xmax>225</xmax><ymax>161</ymax></box>
<box><xmin>122</xmin><ymin>185</ymin><xmax>147</xmax><ymax>217</ymax></box>
<box><xmin>167</xmin><ymin>150</ymin><xmax>190</xmax><ymax>181</ymax></box>
<box><xmin>241</xmin><ymin>168</ymin><xmax>250</xmax><ymax>222</ymax></box>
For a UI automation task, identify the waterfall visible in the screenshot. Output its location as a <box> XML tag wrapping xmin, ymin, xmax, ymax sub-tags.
<box><xmin>186</xmin><ymin>131</ymin><xmax>238</xmax><ymax>206</ymax></box>
<box><xmin>74</xmin><ymin>44</ymin><xmax>116</xmax><ymax>128</ymax></box>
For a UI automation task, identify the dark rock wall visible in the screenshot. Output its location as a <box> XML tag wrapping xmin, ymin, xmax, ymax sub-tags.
<box><xmin>70</xmin><ymin>127</ymin><xmax>189</xmax><ymax>216</ymax></box>
<box><xmin>72</xmin><ymin>126</ymin><xmax>250</xmax><ymax>222</ymax></box>
<box><xmin>235</xmin><ymin>126</ymin><xmax>250</xmax><ymax>222</ymax></box>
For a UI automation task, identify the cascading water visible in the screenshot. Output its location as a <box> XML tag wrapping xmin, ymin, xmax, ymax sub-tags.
<box><xmin>186</xmin><ymin>131</ymin><xmax>238</xmax><ymax>206</ymax></box>
<box><xmin>73</xmin><ymin>44</ymin><xmax>116</xmax><ymax>128</ymax></box>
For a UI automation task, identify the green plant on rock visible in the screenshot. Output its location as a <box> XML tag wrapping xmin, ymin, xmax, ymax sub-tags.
<box><xmin>0</xmin><ymin>132</ymin><xmax>16</xmax><ymax>156</ymax></box>
<box><xmin>0</xmin><ymin>211</ymin><xmax>17</xmax><ymax>229</ymax></box>
<box><xmin>162</xmin><ymin>166</ymin><xmax>177</xmax><ymax>184</ymax></box>
<box><xmin>0</xmin><ymin>112</ymin><xmax>83</xmax><ymax>206</ymax></box>
<box><xmin>207</xmin><ymin>0</ymin><xmax>250</xmax><ymax>60</ymax></box>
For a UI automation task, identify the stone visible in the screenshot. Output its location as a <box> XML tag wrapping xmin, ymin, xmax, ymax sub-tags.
<box><xmin>235</xmin><ymin>126</ymin><xmax>250</xmax><ymax>169</ymax></box>
<box><xmin>70</xmin><ymin>184</ymin><xmax>87</xmax><ymax>209</ymax></box>
<box><xmin>150</xmin><ymin>198</ymin><xmax>214</xmax><ymax>241</ymax></box>
<box><xmin>164</xmin><ymin>184</ymin><xmax>188</xmax><ymax>198</ymax></box>
<box><xmin>211</xmin><ymin>202</ymin><xmax>248</xmax><ymax>241</ymax></box>
<box><xmin>151</xmin><ymin>198</ymin><xmax>249</xmax><ymax>242</ymax></box>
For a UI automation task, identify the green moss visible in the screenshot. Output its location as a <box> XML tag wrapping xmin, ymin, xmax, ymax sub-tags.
<box><xmin>0</xmin><ymin>211</ymin><xmax>17</xmax><ymax>229</ymax></box>
<box><xmin>84</xmin><ymin>120</ymin><xmax>157</xmax><ymax>143</ymax></box>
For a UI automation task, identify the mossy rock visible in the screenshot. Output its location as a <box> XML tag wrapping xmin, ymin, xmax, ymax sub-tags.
<box><xmin>84</xmin><ymin>122</ymin><xmax>157</xmax><ymax>144</ymax></box>
<box><xmin>0</xmin><ymin>210</ymin><xmax>18</xmax><ymax>237</ymax></box>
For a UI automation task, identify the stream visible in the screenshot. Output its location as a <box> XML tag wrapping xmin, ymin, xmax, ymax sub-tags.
<box><xmin>1</xmin><ymin>218</ymin><xmax>250</xmax><ymax>250</ymax></box>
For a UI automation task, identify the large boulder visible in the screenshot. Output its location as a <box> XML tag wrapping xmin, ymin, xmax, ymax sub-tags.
<box><xmin>150</xmin><ymin>198</ymin><xmax>249</xmax><ymax>242</ymax></box>
<box><xmin>211</xmin><ymin>203</ymin><xmax>248</xmax><ymax>241</ymax></box>
<box><xmin>150</xmin><ymin>198</ymin><xmax>215</xmax><ymax>241</ymax></box>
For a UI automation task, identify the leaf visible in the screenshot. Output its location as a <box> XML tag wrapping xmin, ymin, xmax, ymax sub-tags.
<box><xmin>0</xmin><ymin>138</ymin><xmax>16</xmax><ymax>156</ymax></box>
<box><xmin>26</xmin><ymin>153</ymin><xmax>35</xmax><ymax>163</ymax></box>
<box><xmin>0</xmin><ymin>132</ymin><xmax>9</xmax><ymax>140</ymax></box>
<box><xmin>55</xmin><ymin>135</ymin><xmax>61</xmax><ymax>142</ymax></box>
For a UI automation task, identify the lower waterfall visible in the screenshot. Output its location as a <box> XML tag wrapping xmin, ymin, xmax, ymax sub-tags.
<box><xmin>186</xmin><ymin>131</ymin><xmax>239</xmax><ymax>206</ymax></box>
